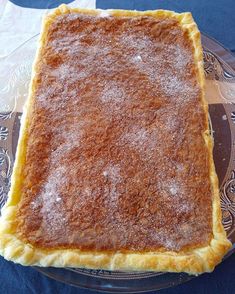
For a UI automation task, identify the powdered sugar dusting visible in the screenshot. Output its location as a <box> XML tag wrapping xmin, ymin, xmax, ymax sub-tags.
<box><xmin>50</xmin><ymin>35</ymin><xmax>82</xmax><ymax>55</ymax></box>
<box><xmin>162</xmin><ymin>112</ymin><xmax>180</xmax><ymax>132</ymax></box>
<box><xmin>159</xmin><ymin>74</ymin><xmax>193</xmax><ymax>99</ymax></box>
<box><xmin>169</xmin><ymin>181</ymin><xmax>179</xmax><ymax>196</ymax></box>
<box><xmin>52</xmin><ymin>121</ymin><xmax>83</xmax><ymax>157</ymax></box>
<box><xmin>156</xmin><ymin>177</ymin><xmax>185</xmax><ymax>199</ymax></box>
<box><xmin>122</xmin><ymin>34</ymin><xmax>154</xmax><ymax>51</ymax></box>
<box><xmin>100</xmin><ymin>81</ymin><xmax>126</xmax><ymax>104</ymax></box>
<box><xmin>104</xmin><ymin>164</ymin><xmax>121</xmax><ymax>182</ymax></box>
<box><xmin>176</xmin><ymin>163</ymin><xmax>184</xmax><ymax>172</ymax></box>
<box><xmin>120</xmin><ymin>126</ymin><xmax>159</xmax><ymax>157</ymax></box>
<box><xmin>169</xmin><ymin>44</ymin><xmax>191</xmax><ymax>70</ymax></box>
<box><xmin>50</xmin><ymin>64</ymin><xmax>90</xmax><ymax>82</ymax></box>
<box><xmin>122</xmin><ymin>33</ymin><xmax>196</xmax><ymax>102</ymax></box>
<box><xmin>21</xmin><ymin>14</ymin><xmax>211</xmax><ymax>251</ymax></box>
<box><xmin>133</xmin><ymin>55</ymin><xmax>142</xmax><ymax>62</ymax></box>
<box><xmin>103</xmin><ymin>164</ymin><xmax>122</xmax><ymax>202</ymax></box>
<box><xmin>39</xmin><ymin>166</ymin><xmax>68</xmax><ymax>235</ymax></box>
<box><xmin>103</xmin><ymin>171</ymin><xmax>108</xmax><ymax>177</ymax></box>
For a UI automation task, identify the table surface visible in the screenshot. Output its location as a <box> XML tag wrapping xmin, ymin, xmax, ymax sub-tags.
<box><xmin>1</xmin><ymin>1</ymin><xmax>235</xmax><ymax>293</ymax></box>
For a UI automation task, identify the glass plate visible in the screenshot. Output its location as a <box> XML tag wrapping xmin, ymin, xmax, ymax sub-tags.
<box><xmin>0</xmin><ymin>33</ymin><xmax>234</xmax><ymax>293</ymax></box>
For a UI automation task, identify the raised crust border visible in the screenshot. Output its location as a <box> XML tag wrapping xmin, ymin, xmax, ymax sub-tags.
<box><xmin>0</xmin><ymin>4</ymin><xmax>231</xmax><ymax>275</ymax></box>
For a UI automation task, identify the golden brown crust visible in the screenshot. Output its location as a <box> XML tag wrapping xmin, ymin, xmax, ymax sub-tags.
<box><xmin>0</xmin><ymin>4</ymin><xmax>231</xmax><ymax>274</ymax></box>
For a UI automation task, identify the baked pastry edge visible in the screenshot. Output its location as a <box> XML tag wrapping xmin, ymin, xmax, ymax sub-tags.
<box><xmin>0</xmin><ymin>4</ymin><xmax>231</xmax><ymax>274</ymax></box>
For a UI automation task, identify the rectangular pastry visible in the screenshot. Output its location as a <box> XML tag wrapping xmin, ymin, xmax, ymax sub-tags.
<box><xmin>0</xmin><ymin>4</ymin><xmax>231</xmax><ymax>274</ymax></box>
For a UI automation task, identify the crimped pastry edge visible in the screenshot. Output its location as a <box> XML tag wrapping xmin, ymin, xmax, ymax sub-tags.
<box><xmin>0</xmin><ymin>4</ymin><xmax>231</xmax><ymax>275</ymax></box>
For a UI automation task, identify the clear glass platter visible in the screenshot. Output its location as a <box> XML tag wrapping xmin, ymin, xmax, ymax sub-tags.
<box><xmin>0</xmin><ymin>33</ymin><xmax>234</xmax><ymax>293</ymax></box>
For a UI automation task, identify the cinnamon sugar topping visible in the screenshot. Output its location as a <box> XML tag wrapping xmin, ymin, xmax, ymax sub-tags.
<box><xmin>16</xmin><ymin>12</ymin><xmax>212</xmax><ymax>252</ymax></box>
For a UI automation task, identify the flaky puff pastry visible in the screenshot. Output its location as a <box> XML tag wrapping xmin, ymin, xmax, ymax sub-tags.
<box><xmin>0</xmin><ymin>5</ymin><xmax>231</xmax><ymax>274</ymax></box>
